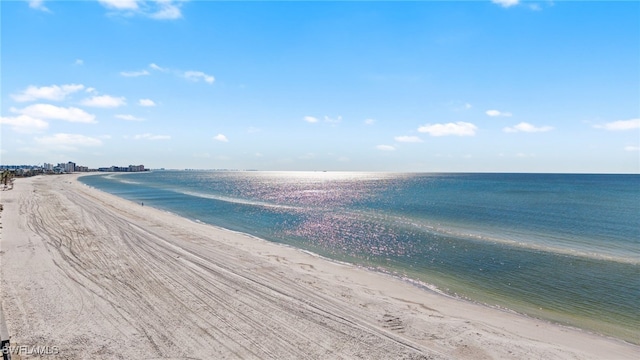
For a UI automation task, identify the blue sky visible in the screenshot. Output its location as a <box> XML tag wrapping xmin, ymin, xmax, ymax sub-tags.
<box><xmin>1</xmin><ymin>0</ymin><xmax>639</xmax><ymax>172</ymax></box>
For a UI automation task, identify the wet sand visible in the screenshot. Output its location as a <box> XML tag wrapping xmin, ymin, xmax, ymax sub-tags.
<box><xmin>0</xmin><ymin>174</ymin><xmax>637</xmax><ymax>359</ymax></box>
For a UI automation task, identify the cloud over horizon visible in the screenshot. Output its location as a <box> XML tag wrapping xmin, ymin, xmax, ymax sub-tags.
<box><xmin>184</xmin><ymin>71</ymin><xmax>215</xmax><ymax>84</ymax></box>
<box><xmin>503</xmin><ymin>122</ymin><xmax>554</xmax><ymax>133</ymax></box>
<box><xmin>97</xmin><ymin>0</ymin><xmax>184</xmax><ymax>20</ymax></box>
<box><xmin>376</xmin><ymin>145</ymin><xmax>396</xmax><ymax>151</ymax></box>
<box><xmin>213</xmin><ymin>134</ymin><xmax>229</xmax><ymax>142</ymax></box>
<box><xmin>35</xmin><ymin>133</ymin><xmax>103</xmax><ymax>150</ymax></box>
<box><xmin>149</xmin><ymin>63</ymin><xmax>168</xmax><ymax>72</ymax></box>
<box><xmin>486</xmin><ymin>110</ymin><xmax>512</xmax><ymax>117</ymax></box>
<box><xmin>593</xmin><ymin>118</ymin><xmax>640</xmax><ymax>131</ymax></box>
<box><xmin>115</xmin><ymin>114</ymin><xmax>145</xmax><ymax>121</ymax></box>
<box><xmin>418</xmin><ymin>122</ymin><xmax>478</xmax><ymax>136</ymax></box>
<box><xmin>491</xmin><ymin>0</ymin><xmax>519</xmax><ymax>8</ymax></box>
<box><xmin>11</xmin><ymin>84</ymin><xmax>85</xmax><ymax>102</ymax></box>
<box><xmin>11</xmin><ymin>104</ymin><xmax>96</xmax><ymax>123</ymax></box>
<box><xmin>28</xmin><ymin>0</ymin><xmax>49</xmax><ymax>12</ymax></box>
<box><xmin>394</xmin><ymin>136</ymin><xmax>423</xmax><ymax>143</ymax></box>
<box><xmin>121</xmin><ymin>69</ymin><xmax>150</xmax><ymax>77</ymax></box>
<box><xmin>324</xmin><ymin>115</ymin><xmax>342</xmax><ymax>125</ymax></box>
<box><xmin>82</xmin><ymin>95</ymin><xmax>126</xmax><ymax>108</ymax></box>
<box><xmin>138</xmin><ymin>99</ymin><xmax>156</xmax><ymax>107</ymax></box>
<box><xmin>0</xmin><ymin>115</ymin><xmax>49</xmax><ymax>133</ymax></box>
<box><xmin>132</xmin><ymin>133</ymin><xmax>171</xmax><ymax>140</ymax></box>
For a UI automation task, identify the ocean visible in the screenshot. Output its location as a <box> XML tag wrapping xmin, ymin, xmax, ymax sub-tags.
<box><xmin>79</xmin><ymin>171</ymin><xmax>640</xmax><ymax>343</ymax></box>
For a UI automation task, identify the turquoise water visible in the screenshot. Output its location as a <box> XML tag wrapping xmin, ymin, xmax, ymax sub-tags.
<box><xmin>80</xmin><ymin>171</ymin><xmax>640</xmax><ymax>343</ymax></box>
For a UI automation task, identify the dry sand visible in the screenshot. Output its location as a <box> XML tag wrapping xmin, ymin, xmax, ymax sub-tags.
<box><xmin>0</xmin><ymin>174</ymin><xmax>637</xmax><ymax>359</ymax></box>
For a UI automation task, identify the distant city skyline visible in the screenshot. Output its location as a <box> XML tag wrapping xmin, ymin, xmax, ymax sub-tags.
<box><xmin>1</xmin><ymin>161</ymin><xmax>147</xmax><ymax>174</ymax></box>
<box><xmin>1</xmin><ymin>1</ymin><xmax>639</xmax><ymax>173</ymax></box>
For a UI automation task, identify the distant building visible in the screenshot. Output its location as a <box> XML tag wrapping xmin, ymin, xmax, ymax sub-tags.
<box><xmin>128</xmin><ymin>164</ymin><xmax>145</xmax><ymax>172</ymax></box>
<box><xmin>98</xmin><ymin>165</ymin><xmax>147</xmax><ymax>172</ymax></box>
<box><xmin>56</xmin><ymin>162</ymin><xmax>75</xmax><ymax>173</ymax></box>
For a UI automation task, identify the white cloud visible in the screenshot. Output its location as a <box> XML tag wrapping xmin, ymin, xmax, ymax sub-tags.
<box><xmin>35</xmin><ymin>133</ymin><xmax>103</xmax><ymax>149</ymax></box>
<box><xmin>11</xmin><ymin>84</ymin><xmax>85</xmax><ymax>102</ymax></box>
<box><xmin>82</xmin><ymin>95</ymin><xmax>126</xmax><ymax>108</ymax></box>
<box><xmin>138</xmin><ymin>99</ymin><xmax>156</xmax><ymax>107</ymax></box>
<box><xmin>593</xmin><ymin>118</ymin><xmax>640</xmax><ymax>131</ymax></box>
<box><xmin>150</xmin><ymin>1</ymin><xmax>182</xmax><ymax>19</ymax></box>
<box><xmin>0</xmin><ymin>115</ymin><xmax>49</xmax><ymax>133</ymax></box>
<box><xmin>394</xmin><ymin>136</ymin><xmax>423</xmax><ymax>143</ymax></box>
<box><xmin>247</xmin><ymin>126</ymin><xmax>261</xmax><ymax>133</ymax></box>
<box><xmin>120</xmin><ymin>69</ymin><xmax>150</xmax><ymax>77</ymax></box>
<box><xmin>213</xmin><ymin>134</ymin><xmax>229</xmax><ymax>142</ymax></box>
<box><xmin>503</xmin><ymin>122</ymin><xmax>554</xmax><ymax>133</ymax></box>
<box><xmin>364</xmin><ymin>118</ymin><xmax>375</xmax><ymax>125</ymax></box>
<box><xmin>12</xmin><ymin>104</ymin><xmax>96</xmax><ymax>123</ymax></box>
<box><xmin>98</xmin><ymin>0</ymin><xmax>139</xmax><ymax>10</ymax></box>
<box><xmin>486</xmin><ymin>109</ymin><xmax>512</xmax><ymax>117</ymax></box>
<box><xmin>184</xmin><ymin>71</ymin><xmax>215</xmax><ymax>84</ymax></box>
<box><xmin>529</xmin><ymin>3</ymin><xmax>542</xmax><ymax>11</ymax></box>
<box><xmin>98</xmin><ymin>1</ymin><xmax>183</xmax><ymax>20</ymax></box>
<box><xmin>324</xmin><ymin>115</ymin><xmax>342</xmax><ymax>124</ymax></box>
<box><xmin>302</xmin><ymin>115</ymin><xmax>341</xmax><ymax>125</ymax></box>
<box><xmin>115</xmin><ymin>114</ymin><xmax>145</xmax><ymax>121</ymax></box>
<box><xmin>133</xmin><ymin>133</ymin><xmax>171</xmax><ymax>140</ymax></box>
<box><xmin>149</xmin><ymin>64</ymin><xmax>214</xmax><ymax>84</ymax></box>
<box><xmin>86</xmin><ymin>87</ymin><xmax>96</xmax><ymax>93</ymax></box>
<box><xmin>28</xmin><ymin>0</ymin><xmax>49</xmax><ymax>11</ymax></box>
<box><xmin>337</xmin><ymin>156</ymin><xmax>349</xmax><ymax>162</ymax></box>
<box><xmin>418</xmin><ymin>122</ymin><xmax>478</xmax><ymax>136</ymax></box>
<box><xmin>492</xmin><ymin>0</ymin><xmax>519</xmax><ymax>8</ymax></box>
<box><xmin>255</xmin><ymin>152</ymin><xmax>264</xmax><ymax>157</ymax></box>
<box><xmin>149</xmin><ymin>63</ymin><xmax>168</xmax><ymax>72</ymax></box>
<box><xmin>624</xmin><ymin>146</ymin><xmax>640</xmax><ymax>152</ymax></box>
<box><xmin>376</xmin><ymin>145</ymin><xmax>396</xmax><ymax>151</ymax></box>
<box><xmin>75</xmin><ymin>59</ymin><xmax>84</xmax><ymax>66</ymax></box>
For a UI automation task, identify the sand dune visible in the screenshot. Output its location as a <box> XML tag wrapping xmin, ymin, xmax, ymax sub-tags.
<box><xmin>0</xmin><ymin>174</ymin><xmax>637</xmax><ymax>359</ymax></box>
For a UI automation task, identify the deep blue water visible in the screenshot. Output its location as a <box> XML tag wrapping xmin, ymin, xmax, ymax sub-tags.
<box><xmin>79</xmin><ymin>171</ymin><xmax>640</xmax><ymax>343</ymax></box>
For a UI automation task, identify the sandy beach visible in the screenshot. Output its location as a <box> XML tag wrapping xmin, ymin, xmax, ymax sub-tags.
<box><xmin>0</xmin><ymin>174</ymin><xmax>637</xmax><ymax>359</ymax></box>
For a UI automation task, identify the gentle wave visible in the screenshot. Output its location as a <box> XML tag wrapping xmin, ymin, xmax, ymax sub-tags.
<box><xmin>355</xmin><ymin>210</ymin><xmax>640</xmax><ymax>265</ymax></box>
<box><xmin>177</xmin><ymin>185</ymin><xmax>640</xmax><ymax>265</ymax></box>
<box><xmin>102</xmin><ymin>173</ymin><xmax>142</xmax><ymax>185</ymax></box>
<box><xmin>178</xmin><ymin>189</ymin><xmax>302</xmax><ymax>211</ymax></box>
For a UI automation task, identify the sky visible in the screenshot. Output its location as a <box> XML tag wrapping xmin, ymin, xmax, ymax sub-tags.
<box><xmin>1</xmin><ymin>0</ymin><xmax>639</xmax><ymax>173</ymax></box>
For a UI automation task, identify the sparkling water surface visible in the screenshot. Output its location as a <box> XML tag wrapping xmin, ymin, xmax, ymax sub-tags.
<box><xmin>80</xmin><ymin>171</ymin><xmax>640</xmax><ymax>343</ymax></box>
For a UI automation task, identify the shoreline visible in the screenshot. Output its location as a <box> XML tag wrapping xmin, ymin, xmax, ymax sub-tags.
<box><xmin>1</xmin><ymin>173</ymin><xmax>638</xmax><ymax>359</ymax></box>
<box><xmin>78</xmin><ymin>171</ymin><xmax>640</xmax><ymax>344</ymax></box>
